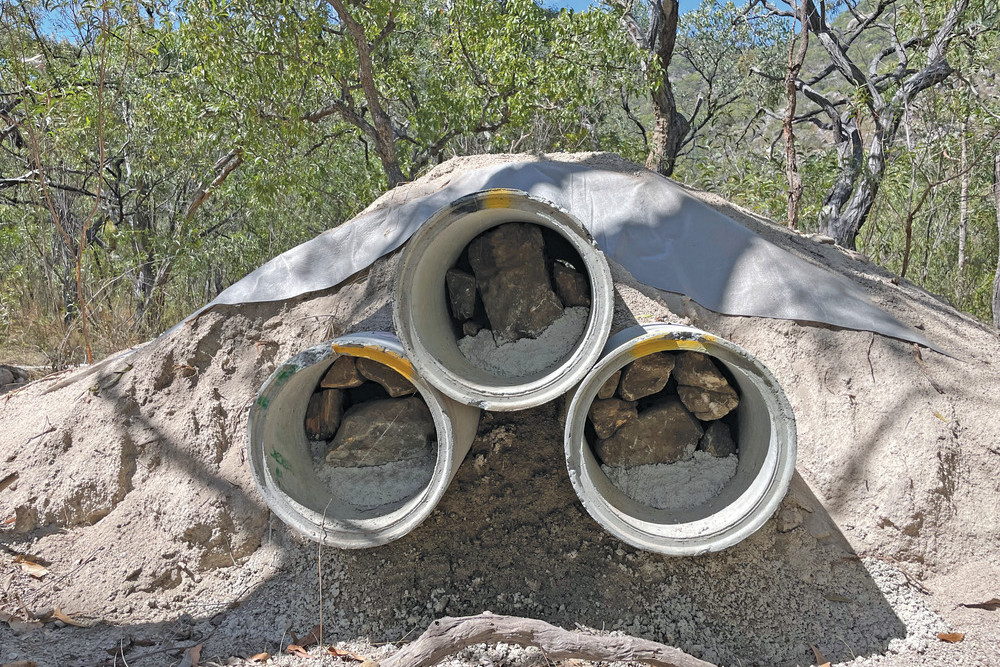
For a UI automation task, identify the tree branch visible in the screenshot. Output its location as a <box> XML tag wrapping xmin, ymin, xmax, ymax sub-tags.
<box><xmin>186</xmin><ymin>148</ymin><xmax>243</xmax><ymax>219</ymax></box>
<box><xmin>379</xmin><ymin>613</ymin><xmax>717</xmax><ymax>667</ymax></box>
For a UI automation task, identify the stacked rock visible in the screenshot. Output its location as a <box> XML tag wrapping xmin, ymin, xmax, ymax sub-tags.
<box><xmin>588</xmin><ymin>351</ymin><xmax>739</xmax><ymax>468</ymax></box>
<box><xmin>445</xmin><ymin>222</ymin><xmax>591</xmax><ymax>346</ymax></box>
<box><xmin>303</xmin><ymin>357</ymin><xmax>436</xmax><ymax>469</ymax></box>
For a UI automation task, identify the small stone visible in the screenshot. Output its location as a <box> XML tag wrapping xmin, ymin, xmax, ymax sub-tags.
<box><xmin>326</xmin><ymin>396</ymin><xmax>435</xmax><ymax>467</ymax></box>
<box><xmin>595</xmin><ymin>397</ymin><xmax>703</xmax><ymax>466</ymax></box>
<box><xmin>811</xmin><ymin>233</ymin><xmax>836</xmax><ymax>245</ymax></box>
<box><xmin>618</xmin><ymin>353</ymin><xmax>675</xmax><ymax>401</ymax></box>
<box><xmin>320</xmin><ymin>356</ymin><xmax>364</xmax><ymax>389</ymax></box>
<box><xmin>587</xmin><ymin>398</ymin><xmax>638</xmax><ymax>440</ymax></box>
<box><xmin>672</xmin><ymin>352</ymin><xmax>729</xmax><ymax>391</ymax></box>
<box><xmin>699</xmin><ymin>420</ymin><xmax>737</xmax><ymax>457</ymax></box>
<box><xmin>304</xmin><ymin>389</ymin><xmax>344</xmax><ymax>440</ymax></box>
<box><xmin>596</xmin><ymin>370</ymin><xmax>621</xmax><ymax>400</ymax></box>
<box><xmin>446</xmin><ymin>268</ymin><xmax>477</xmax><ymax>321</ymax></box>
<box><xmin>677</xmin><ymin>385</ymin><xmax>739</xmax><ymax>420</ymax></box>
<box><xmin>467</xmin><ymin>223</ymin><xmax>564</xmax><ymax>341</ymax></box>
<box><xmin>553</xmin><ymin>262</ymin><xmax>591</xmax><ymax>307</ymax></box>
<box><xmin>356</xmin><ymin>358</ymin><xmax>415</xmax><ymax>398</ymax></box>
<box><xmin>462</xmin><ymin>320</ymin><xmax>483</xmax><ymax>337</ymax></box>
<box><xmin>776</xmin><ymin>506</ymin><xmax>804</xmax><ymax>532</ymax></box>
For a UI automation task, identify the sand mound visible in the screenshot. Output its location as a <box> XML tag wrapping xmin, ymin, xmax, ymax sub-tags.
<box><xmin>2</xmin><ymin>153</ymin><xmax>1000</xmax><ymax>667</ymax></box>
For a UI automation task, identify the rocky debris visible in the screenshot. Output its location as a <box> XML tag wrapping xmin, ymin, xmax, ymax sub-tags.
<box><xmin>587</xmin><ymin>398</ymin><xmax>637</xmax><ymax>439</ymax></box>
<box><xmin>326</xmin><ymin>396</ymin><xmax>435</xmax><ymax>467</ymax></box>
<box><xmin>356</xmin><ymin>358</ymin><xmax>416</xmax><ymax>397</ymax></box>
<box><xmin>673</xmin><ymin>352</ymin><xmax>730</xmax><ymax>391</ymax></box>
<box><xmin>589</xmin><ymin>351</ymin><xmax>741</xmax><ymax>506</ymax></box>
<box><xmin>0</xmin><ymin>364</ymin><xmax>29</xmax><ymax>394</ymax></box>
<box><xmin>678</xmin><ymin>384</ymin><xmax>739</xmax><ymax>420</ymax></box>
<box><xmin>321</xmin><ymin>356</ymin><xmax>365</xmax><ymax>389</ymax></box>
<box><xmin>305</xmin><ymin>389</ymin><xmax>344</xmax><ymax>440</ymax></box>
<box><xmin>699</xmin><ymin>420</ymin><xmax>737</xmax><ymax>457</ymax></box>
<box><xmin>618</xmin><ymin>352</ymin><xmax>675</xmax><ymax>401</ymax></box>
<box><xmin>466</xmin><ymin>223</ymin><xmax>564</xmax><ymax>341</ymax></box>
<box><xmin>462</xmin><ymin>320</ymin><xmax>483</xmax><ymax>337</ymax></box>
<box><xmin>446</xmin><ymin>268</ymin><xmax>477</xmax><ymax>321</ymax></box>
<box><xmin>553</xmin><ymin>262</ymin><xmax>591</xmax><ymax>307</ymax></box>
<box><xmin>596</xmin><ymin>370</ymin><xmax>621</xmax><ymax>400</ymax></box>
<box><xmin>595</xmin><ymin>397</ymin><xmax>703</xmax><ymax>466</ymax></box>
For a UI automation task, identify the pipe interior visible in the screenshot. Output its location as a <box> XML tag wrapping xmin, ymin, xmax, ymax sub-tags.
<box><xmin>581</xmin><ymin>344</ymin><xmax>776</xmax><ymax>529</ymax></box>
<box><xmin>259</xmin><ymin>353</ymin><xmax>441</xmax><ymax>532</ymax></box>
<box><xmin>407</xmin><ymin>207</ymin><xmax>597</xmax><ymax>392</ymax></box>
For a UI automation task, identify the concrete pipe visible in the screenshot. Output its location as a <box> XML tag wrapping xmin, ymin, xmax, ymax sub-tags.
<box><xmin>394</xmin><ymin>189</ymin><xmax>615</xmax><ymax>411</ymax></box>
<box><xmin>247</xmin><ymin>332</ymin><xmax>480</xmax><ymax>548</ymax></box>
<box><xmin>564</xmin><ymin>323</ymin><xmax>796</xmax><ymax>555</ymax></box>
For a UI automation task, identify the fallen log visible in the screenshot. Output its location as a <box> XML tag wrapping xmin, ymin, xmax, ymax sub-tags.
<box><xmin>379</xmin><ymin>612</ymin><xmax>717</xmax><ymax>667</ymax></box>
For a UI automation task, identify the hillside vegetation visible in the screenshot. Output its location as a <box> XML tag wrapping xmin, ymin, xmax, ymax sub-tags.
<box><xmin>1</xmin><ymin>0</ymin><xmax>998</xmax><ymax>365</ymax></box>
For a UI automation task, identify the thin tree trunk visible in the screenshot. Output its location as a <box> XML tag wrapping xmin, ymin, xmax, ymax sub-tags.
<box><xmin>783</xmin><ymin>0</ymin><xmax>809</xmax><ymax>230</ymax></box>
<box><xmin>645</xmin><ymin>0</ymin><xmax>688</xmax><ymax>177</ymax></box>
<box><xmin>992</xmin><ymin>151</ymin><xmax>1000</xmax><ymax>329</ymax></box>
<box><xmin>325</xmin><ymin>0</ymin><xmax>405</xmax><ymax>188</ymax></box>
<box><xmin>958</xmin><ymin>125</ymin><xmax>968</xmax><ymax>271</ymax></box>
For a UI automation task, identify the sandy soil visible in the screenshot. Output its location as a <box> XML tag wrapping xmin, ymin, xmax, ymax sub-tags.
<box><xmin>2</xmin><ymin>152</ymin><xmax>999</xmax><ymax>667</ymax></box>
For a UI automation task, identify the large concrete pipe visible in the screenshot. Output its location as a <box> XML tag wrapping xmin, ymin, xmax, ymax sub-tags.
<box><xmin>247</xmin><ymin>333</ymin><xmax>480</xmax><ymax>548</ymax></box>
<box><xmin>394</xmin><ymin>189</ymin><xmax>615</xmax><ymax>411</ymax></box>
<box><xmin>564</xmin><ymin>323</ymin><xmax>796</xmax><ymax>555</ymax></box>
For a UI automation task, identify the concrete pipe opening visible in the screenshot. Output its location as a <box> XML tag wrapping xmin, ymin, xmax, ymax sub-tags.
<box><xmin>564</xmin><ymin>323</ymin><xmax>796</xmax><ymax>555</ymax></box>
<box><xmin>247</xmin><ymin>332</ymin><xmax>480</xmax><ymax>548</ymax></box>
<box><xmin>394</xmin><ymin>189</ymin><xmax>614</xmax><ymax>411</ymax></box>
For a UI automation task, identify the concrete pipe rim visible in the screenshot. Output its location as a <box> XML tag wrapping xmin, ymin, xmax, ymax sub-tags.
<box><xmin>247</xmin><ymin>332</ymin><xmax>480</xmax><ymax>548</ymax></box>
<box><xmin>393</xmin><ymin>188</ymin><xmax>615</xmax><ymax>411</ymax></box>
<box><xmin>564</xmin><ymin>323</ymin><xmax>797</xmax><ymax>556</ymax></box>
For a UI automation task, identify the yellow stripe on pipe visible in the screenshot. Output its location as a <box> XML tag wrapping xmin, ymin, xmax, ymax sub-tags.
<box><xmin>627</xmin><ymin>335</ymin><xmax>716</xmax><ymax>359</ymax></box>
<box><xmin>330</xmin><ymin>343</ymin><xmax>416</xmax><ymax>381</ymax></box>
<box><xmin>480</xmin><ymin>189</ymin><xmax>517</xmax><ymax>209</ymax></box>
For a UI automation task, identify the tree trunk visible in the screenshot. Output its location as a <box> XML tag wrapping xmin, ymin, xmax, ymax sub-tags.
<box><xmin>992</xmin><ymin>151</ymin><xmax>1000</xmax><ymax>329</ymax></box>
<box><xmin>818</xmin><ymin>113</ymin><xmax>863</xmax><ymax>244</ymax></box>
<box><xmin>958</xmin><ymin>126</ymin><xmax>968</xmax><ymax>271</ymax></box>
<box><xmin>645</xmin><ymin>0</ymin><xmax>688</xmax><ymax>177</ymax></box>
<box><xmin>783</xmin><ymin>0</ymin><xmax>809</xmax><ymax>229</ymax></box>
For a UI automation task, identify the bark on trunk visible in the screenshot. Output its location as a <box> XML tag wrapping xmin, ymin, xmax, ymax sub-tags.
<box><xmin>645</xmin><ymin>0</ymin><xmax>688</xmax><ymax>177</ymax></box>
<box><xmin>783</xmin><ymin>1</ymin><xmax>809</xmax><ymax>230</ymax></box>
<box><xmin>958</xmin><ymin>127</ymin><xmax>968</xmax><ymax>271</ymax></box>
<box><xmin>992</xmin><ymin>152</ymin><xmax>1000</xmax><ymax>329</ymax></box>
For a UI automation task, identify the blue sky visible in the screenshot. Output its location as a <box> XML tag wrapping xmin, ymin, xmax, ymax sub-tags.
<box><xmin>546</xmin><ymin>0</ymin><xmax>704</xmax><ymax>13</ymax></box>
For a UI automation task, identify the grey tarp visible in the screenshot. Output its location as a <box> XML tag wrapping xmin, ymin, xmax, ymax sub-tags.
<box><xmin>203</xmin><ymin>159</ymin><xmax>936</xmax><ymax>350</ymax></box>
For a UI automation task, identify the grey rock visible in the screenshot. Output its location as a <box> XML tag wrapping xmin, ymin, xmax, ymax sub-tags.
<box><xmin>553</xmin><ymin>262</ymin><xmax>591</xmax><ymax>307</ymax></box>
<box><xmin>467</xmin><ymin>223</ymin><xmax>564</xmax><ymax>341</ymax></box>
<box><xmin>320</xmin><ymin>356</ymin><xmax>364</xmax><ymax>389</ymax></box>
<box><xmin>304</xmin><ymin>389</ymin><xmax>344</xmax><ymax>441</ymax></box>
<box><xmin>0</xmin><ymin>364</ymin><xmax>29</xmax><ymax>394</ymax></box>
<box><xmin>446</xmin><ymin>268</ymin><xmax>477</xmax><ymax>321</ymax></box>
<box><xmin>618</xmin><ymin>353</ymin><xmax>675</xmax><ymax>401</ymax></box>
<box><xmin>462</xmin><ymin>320</ymin><xmax>483</xmax><ymax>337</ymax></box>
<box><xmin>356</xmin><ymin>358</ymin><xmax>416</xmax><ymax>398</ymax></box>
<box><xmin>596</xmin><ymin>370</ymin><xmax>621</xmax><ymax>400</ymax></box>
<box><xmin>595</xmin><ymin>397</ymin><xmax>703</xmax><ymax>466</ymax></box>
<box><xmin>587</xmin><ymin>398</ymin><xmax>638</xmax><ymax>440</ymax></box>
<box><xmin>326</xmin><ymin>396</ymin><xmax>435</xmax><ymax>467</ymax></box>
<box><xmin>678</xmin><ymin>384</ymin><xmax>739</xmax><ymax>420</ymax></box>
<box><xmin>673</xmin><ymin>352</ymin><xmax>730</xmax><ymax>391</ymax></box>
<box><xmin>699</xmin><ymin>420</ymin><xmax>737</xmax><ymax>457</ymax></box>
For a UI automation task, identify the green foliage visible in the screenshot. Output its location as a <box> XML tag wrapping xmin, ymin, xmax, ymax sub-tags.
<box><xmin>0</xmin><ymin>0</ymin><xmax>998</xmax><ymax>365</ymax></box>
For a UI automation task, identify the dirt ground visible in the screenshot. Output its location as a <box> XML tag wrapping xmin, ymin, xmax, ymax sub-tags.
<box><xmin>2</xmin><ymin>153</ymin><xmax>999</xmax><ymax>667</ymax></box>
